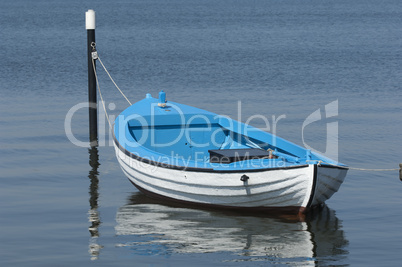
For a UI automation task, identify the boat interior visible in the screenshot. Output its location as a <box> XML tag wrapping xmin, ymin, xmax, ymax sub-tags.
<box><xmin>128</xmin><ymin>120</ymin><xmax>300</xmax><ymax>164</ymax></box>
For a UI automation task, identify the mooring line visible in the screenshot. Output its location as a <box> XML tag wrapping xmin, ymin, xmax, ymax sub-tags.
<box><xmin>90</xmin><ymin>46</ymin><xmax>134</xmax><ymax>130</ymax></box>
<box><xmin>348</xmin><ymin>167</ymin><xmax>400</xmax><ymax>171</ymax></box>
<box><xmin>92</xmin><ymin>57</ymin><xmax>113</xmax><ymax>130</ymax></box>
<box><xmin>90</xmin><ymin>47</ymin><xmax>402</xmax><ymax>179</ymax></box>
<box><xmin>97</xmin><ymin>55</ymin><xmax>132</xmax><ymax>106</ymax></box>
<box><xmin>306</xmin><ymin>160</ymin><xmax>400</xmax><ymax>172</ymax></box>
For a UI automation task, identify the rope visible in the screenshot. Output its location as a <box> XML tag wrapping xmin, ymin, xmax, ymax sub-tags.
<box><xmin>89</xmin><ymin>45</ymin><xmax>401</xmax><ymax>176</ymax></box>
<box><xmin>348</xmin><ymin>167</ymin><xmax>399</xmax><ymax>171</ymax></box>
<box><xmin>89</xmin><ymin>44</ymin><xmax>133</xmax><ymax>131</ymax></box>
<box><xmin>92</xmin><ymin>58</ymin><xmax>113</xmax><ymax>130</ymax></box>
<box><xmin>97</xmin><ymin>54</ymin><xmax>132</xmax><ymax>106</ymax></box>
<box><xmin>306</xmin><ymin>160</ymin><xmax>399</xmax><ymax>171</ymax></box>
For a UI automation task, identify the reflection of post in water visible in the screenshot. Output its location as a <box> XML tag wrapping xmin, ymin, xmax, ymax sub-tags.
<box><xmin>88</xmin><ymin>145</ymin><xmax>103</xmax><ymax>260</ymax></box>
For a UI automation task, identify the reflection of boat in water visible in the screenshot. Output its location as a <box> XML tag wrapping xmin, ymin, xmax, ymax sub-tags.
<box><xmin>115</xmin><ymin>192</ymin><xmax>348</xmax><ymax>264</ymax></box>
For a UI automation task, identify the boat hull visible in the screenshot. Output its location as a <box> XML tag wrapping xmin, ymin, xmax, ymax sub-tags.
<box><xmin>114</xmin><ymin>144</ymin><xmax>347</xmax><ymax>214</ymax></box>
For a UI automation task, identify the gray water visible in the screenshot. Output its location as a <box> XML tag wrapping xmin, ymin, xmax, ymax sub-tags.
<box><xmin>1</xmin><ymin>0</ymin><xmax>402</xmax><ymax>266</ymax></box>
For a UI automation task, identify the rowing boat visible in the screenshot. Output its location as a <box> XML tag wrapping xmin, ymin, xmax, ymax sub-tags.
<box><xmin>113</xmin><ymin>91</ymin><xmax>347</xmax><ymax>215</ymax></box>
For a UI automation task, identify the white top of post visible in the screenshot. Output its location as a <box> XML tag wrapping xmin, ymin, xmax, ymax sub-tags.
<box><xmin>86</xmin><ymin>9</ymin><xmax>96</xmax><ymax>30</ymax></box>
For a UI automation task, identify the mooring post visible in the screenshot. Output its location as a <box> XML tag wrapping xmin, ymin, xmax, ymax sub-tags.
<box><xmin>399</xmin><ymin>163</ymin><xmax>402</xmax><ymax>181</ymax></box>
<box><xmin>86</xmin><ymin>9</ymin><xmax>98</xmax><ymax>146</ymax></box>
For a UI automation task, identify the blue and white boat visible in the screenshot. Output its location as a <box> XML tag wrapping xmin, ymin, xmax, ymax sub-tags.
<box><xmin>113</xmin><ymin>91</ymin><xmax>348</xmax><ymax>215</ymax></box>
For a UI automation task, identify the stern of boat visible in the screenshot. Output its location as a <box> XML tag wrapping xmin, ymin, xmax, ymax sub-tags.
<box><xmin>309</xmin><ymin>165</ymin><xmax>348</xmax><ymax>207</ymax></box>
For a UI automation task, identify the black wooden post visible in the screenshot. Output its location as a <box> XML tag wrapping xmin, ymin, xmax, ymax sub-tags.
<box><xmin>86</xmin><ymin>9</ymin><xmax>98</xmax><ymax>146</ymax></box>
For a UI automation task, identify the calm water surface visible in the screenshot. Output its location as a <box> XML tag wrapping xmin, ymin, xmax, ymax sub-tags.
<box><xmin>1</xmin><ymin>0</ymin><xmax>402</xmax><ymax>266</ymax></box>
